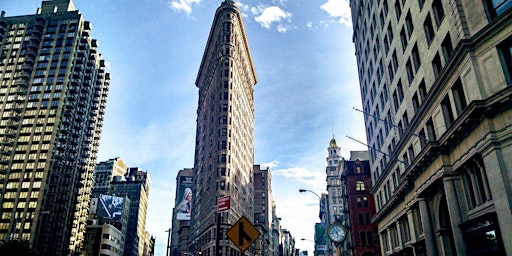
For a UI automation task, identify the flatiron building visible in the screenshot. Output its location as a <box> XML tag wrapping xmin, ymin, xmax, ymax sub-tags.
<box><xmin>0</xmin><ymin>0</ymin><xmax>109</xmax><ymax>254</ymax></box>
<box><xmin>190</xmin><ymin>0</ymin><xmax>257</xmax><ymax>255</ymax></box>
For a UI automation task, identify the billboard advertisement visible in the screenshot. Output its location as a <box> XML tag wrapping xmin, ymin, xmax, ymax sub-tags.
<box><xmin>315</xmin><ymin>223</ymin><xmax>328</xmax><ymax>255</ymax></box>
<box><xmin>176</xmin><ymin>176</ymin><xmax>193</xmax><ymax>220</ymax></box>
<box><xmin>97</xmin><ymin>194</ymin><xmax>124</xmax><ymax>220</ymax></box>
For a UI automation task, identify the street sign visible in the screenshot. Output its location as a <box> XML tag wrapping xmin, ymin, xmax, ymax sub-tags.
<box><xmin>217</xmin><ymin>195</ymin><xmax>231</xmax><ymax>213</ymax></box>
<box><xmin>226</xmin><ymin>216</ymin><xmax>261</xmax><ymax>253</ymax></box>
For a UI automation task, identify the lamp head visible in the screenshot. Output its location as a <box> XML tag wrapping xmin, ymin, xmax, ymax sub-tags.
<box><xmin>299</xmin><ymin>189</ymin><xmax>306</xmax><ymax>192</ymax></box>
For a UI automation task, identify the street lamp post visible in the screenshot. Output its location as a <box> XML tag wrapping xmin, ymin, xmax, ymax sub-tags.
<box><xmin>299</xmin><ymin>189</ymin><xmax>331</xmax><ymax>256</ymax></box>
<box><xmin>165</xmin><ymin>228</ymin><xmax>171</xmax><ymax>256</ymax></box>
<box><xmin>299</xmin><ymin>189</ymin><xmax>321</xmax><ymax>200</ymax></box>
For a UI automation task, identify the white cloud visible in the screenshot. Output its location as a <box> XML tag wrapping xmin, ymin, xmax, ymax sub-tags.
<box><xmin>170</xmin><ymin>0</ymin><xmax>201</xmax><ymax>15</ymax></box>
<box><xmin>254</xmin><ymin>6</ymin><xmax>292</xmax><ymax>30</ymax></box>
<box><xmin>261</xmin><ymin>160</ymin><xmax>280</xmax><ymax>168</ymax></box>
<box><xmin>320</xmin><ymin>0</ymin><xmax>352</xmax><ymax>27</ymax></box>
<box><xmin>272</xmin><ymin>167</ymin><xmax>325</xmax><ymax>190</ymax></box>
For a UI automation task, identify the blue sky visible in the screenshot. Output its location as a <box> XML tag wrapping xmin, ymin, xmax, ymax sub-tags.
<box><xmin>2</xmin><ymin>0</ymin><xmax>367</xmax><ymax>254</ymax></box>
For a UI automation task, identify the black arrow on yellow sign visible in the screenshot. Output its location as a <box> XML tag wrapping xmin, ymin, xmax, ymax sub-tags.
<box><xmin>238</xmin><ymin>222</ymin><xmax>253</xmax><ymax>246</ymax></box>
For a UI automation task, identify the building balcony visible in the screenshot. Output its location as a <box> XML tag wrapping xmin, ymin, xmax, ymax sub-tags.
<box><xmin>30</xmin><ymin>36</ymin><xmax>41</xmax><ymax>43</ymax></box>
<box><xmin>24</xmin><ymin>49</ymin><xmax>36</xmax><ymax>58</ymax></box>
<box><xmin>7</xmin><ymin>115</ymin><xmax>20</xmax><ymax>122</ymax></box>
<box><xmin>1</xmin><ymin>138</ymin><xmax>14</xmax><ymax>146</ymax></box>
<box><xmin>28</xmin><ymin>42</ymin><xmax>39</xmax><ymax>50</ymax></box>
<box><xmin>21</xmin><ymin>64</ymin><xmax>33</xmax><ymax>72</ymax></box>
<box><xmin>33</xmin><ymin>19</ymin><xmax>44</xmax><ymax>30</ymax></box>
<box><xmin>14</xmin><ymin>88</ymin><xmax>27</xmax><ymax>96</ymax></box>
<box><xmin>31</xmin><ymin>29</ymin><xmax>41</xmax><ymax>37</ymax></box>
<box><xmin>20</xmin><ymin>71</ymin><xmax>31</xmax><ymax>80</ymax></box>
<box><xmin>15</xmin><ymin>80</ymin><xmax>29</xmax><ymax>88</ymax></box>
<box><xmin>0</xmin><ymin>149</ymin><xmax>12</xmax><ymax>156</ymax></box>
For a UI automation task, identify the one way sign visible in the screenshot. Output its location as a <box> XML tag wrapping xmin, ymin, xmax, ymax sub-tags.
<box><xmin>226</xmin><ymin>216</ymin><xmax>261</xmax><ymax>253</ymax></box>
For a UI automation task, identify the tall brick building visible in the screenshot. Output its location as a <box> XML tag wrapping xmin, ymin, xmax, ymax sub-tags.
<box><xmin>0</xmin><ymin>0</ymin><xmax>109</xmax><ymax>254</ymax></box>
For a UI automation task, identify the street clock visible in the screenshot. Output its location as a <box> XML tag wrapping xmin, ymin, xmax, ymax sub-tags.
<box><xmin>327</xmin><ymin>222</ymin><xmax>347</xmax><ymax>243</ymax></box>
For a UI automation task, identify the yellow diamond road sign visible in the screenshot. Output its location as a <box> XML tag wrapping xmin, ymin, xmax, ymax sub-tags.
<box><xmin>226</xmin><ymin>216</ymin><xmax>261</xmax><ymax>253</ymax></box>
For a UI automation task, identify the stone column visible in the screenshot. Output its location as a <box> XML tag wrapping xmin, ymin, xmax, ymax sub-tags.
<box><xmin>443</xmin><ymin>175</ymin><xmax>466</xmax><ymax>255</ymax></box>
<box><xmin>406</xmin><ymin>209</ymin><xmax>417</xmax><ymax>243</ymax></box>
<box><xmin>419</xmin><ymin>198</ymin><xmax>437</xmax><ymax>256</ymax></box>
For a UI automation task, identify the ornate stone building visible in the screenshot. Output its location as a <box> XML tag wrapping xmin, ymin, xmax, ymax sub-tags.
<box><xmin>189</xmin><ymin>0</ymin><xmax>258</xmax><ymax>255</ymax></box>
<box><xmin>350</xmin><ymin>0</ymin><xmax>512</xmax><ymax>255</ymax></box>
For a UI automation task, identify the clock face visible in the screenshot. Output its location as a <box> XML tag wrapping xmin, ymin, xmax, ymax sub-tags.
<box><xmin>328</xmin><ymin>224</ymin><xmax>346</xmax><ymax>242</ymax></box>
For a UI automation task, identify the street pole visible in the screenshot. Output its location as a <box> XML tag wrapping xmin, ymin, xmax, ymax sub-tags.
<box><xmin>165</xmin><ymin>228</ymin><xmax>172</xmax><ymax>256</ymax></box>
<box><xmin>216</xmin><ymin>212</ymin><xmax>221</xmax><ymax>256</ymax></box>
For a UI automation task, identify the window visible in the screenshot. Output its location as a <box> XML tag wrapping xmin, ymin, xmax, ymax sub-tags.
<box><xmin>394</xmin><ymin>0</ymin><xmax>402</xmax><ymax>20</ymax></box>
<box><xmin>412</xmin><ymin>44</ymin><xmax>421</xmax><ymax>71</ymax></box>
<box><xmin>360</xmin><ymin>231</ymin><xmax>375</xmax><ymax>246</ymax></box>
<box><xmin>405</xmin><ymin>12</ymin><xmax>414</xmax><ymax>37</ymax></box>
<box><xmin>399</xmin><ymin>217</ymin><xmax>411</xmax><ymax>243</ymax></box>
<box><xmin>397</xmin><ymin>80</ymin><xmax>404</xmax><ymax>102</ymax></box>
<box><xmin>408</xmin><ymin>145</ymin><xmax>415</xmax><ymax>163</ymax></box>
<box><xmin>442</xmin><ymin>33</ymin><xmax>454</xmax><ymax>63</ymax></box>
<box><xmin>499</xmin><ymin>37</ymin><xmax>512</xmax><ymax>84</ymax></box>
<box><xmin>412</xmin><ymin>93</ymin><xmax>420</xmax><ymax>112</ymax></box>
<box><xmin>418</xmin><ymin>0</ymin><xmax>425</xmax><ymax>9</ymax></box>
<box><xmin>387</xmin><ymin>25</ymin><xmax>394</xmax><ymax>42</ymax></box>
<box><xmin>485</xmin><ymin>0</ymin><xmax>512</xmax><ymax>17</ymax></box>
<box><xmin>393</xmin><ymin>90</ymin><xmax>399</xmax><ymax>111</ymax></box>
<box><xmin>424</xmin><ymin>14</ymin><xmax>435</xmax><ymax>45</ymax></box>
<box><xmin>406</xmin><ymin>59</ymin><xmax>414</xmax><ymax>84</ymax></box>
<box><xmin>356</xmin><ymin>166</ymin><xmax>362</xmax><ymax>173</ymax></box>
<box><xmin>426</xmin><ymin>118</ymin><xmax>437</xmax><ymax>141</ymax></box>
<box><xmin>358</xmin><ymin>213</ymin><xmax>370</xmax><ymax>224</ymax></box>
<box><xmin>388</xmin><ymin>63</ymin><xmax>394</xmax><ymax>82</ymax></box>
<box><xmin>418</xmin><ymin>79</ymin><xmax>427</xmax><ymax>103</ymax></box>
<box><xmin>356</xmin><ymin>180</ymin><xmax>365</xmax><ymax>191</ymax></box>
<box><xmin>432</xmin><ymin>0</ymin><xmax>445</xmax><ymax>26</ymax></box>
<box><xmin>381</xmin><ymin>231</ymin><xmax>389</xmax><ymax>252</ymax></box>
<box><xmin>441</xmin><ymin>95</ymin><xmax>455</xmax><ymax>127</ymax></box>
<box><xmin>461</xmin><ymin>155</ymin><xmax>492</xmax><ymax>209</ymax></box>
<box><xmin>390</xmin><ymin>225</ymin><xmax>399</xmax><ymax>248</ymax></box>
<box><xmin>400</xmin><ymin>27</ymin><xmax>407</xmax><ymax>50</ymax></box>
<box><xmin>432</xmin><ymin>53</ymin><xmax>442</xmax><ymax>77</ymax></box>
<box><xmin>362</xmin><ymin>196</ymin><xmax>369</xmax><ymax>207</ymax></box>
<box><xmin>384</xmin><ymin>36</ymin><xmax>390</xmax><ymax>54</ymax></box>
<box><xmin>451</xmin><ymin>79</ymin><xmax>467</xmax><ymax>115</ymax></box>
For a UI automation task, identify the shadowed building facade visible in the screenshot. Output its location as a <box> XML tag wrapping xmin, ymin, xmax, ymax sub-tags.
<box><xmin>0</xmin><ymin>0</ymin><xmax>109</xmax><ymax>254</ymax></box>
<box><xmin>189</xmin><ymin>0</ymin><xmax>257</xmax><ymax>255</ymax></box>
<box><xmin>350</xmin><ymin>0</ymin><xmax>512</xmax><ymax>255</ymax></box>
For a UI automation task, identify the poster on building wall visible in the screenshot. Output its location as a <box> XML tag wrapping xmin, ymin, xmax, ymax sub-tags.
<box><xmin>315</xmin><ymin>223</ymin><xmax>328</xmax><ymax>253</ymax></box>
<box><xmin>97</xmin><ymin>194</ymin><xmax>124</xmax><ymax>220</ymax></box>
<box><xmin>176</xmin><ymin>176</ymin><xmax>193</xmax><ymax>220</ymax></box>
